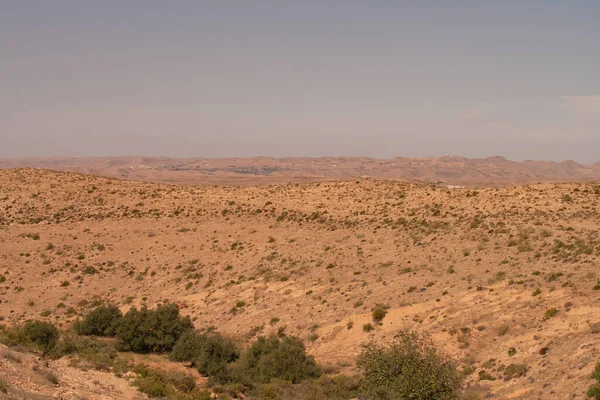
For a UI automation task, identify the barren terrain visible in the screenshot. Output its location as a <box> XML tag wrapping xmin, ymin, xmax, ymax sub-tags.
<box><xmin>1</xmin><ymin>168</ymin><xmax>600</xmax><ymax>398</ymax></box>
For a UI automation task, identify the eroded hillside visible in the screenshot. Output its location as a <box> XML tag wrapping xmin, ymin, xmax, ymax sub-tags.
<box><xmin>1</xmin><ymin>168</ymin><xmax>600</xmax><ymax>399</ymax></box>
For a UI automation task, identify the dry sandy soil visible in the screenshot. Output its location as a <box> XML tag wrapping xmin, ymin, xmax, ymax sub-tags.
<box><xmin>1</xmin><ymin>168</ymin><xmax>600</xmax><ymax>399</ymax></box>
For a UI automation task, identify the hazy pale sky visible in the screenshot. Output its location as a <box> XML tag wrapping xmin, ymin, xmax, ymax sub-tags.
<box><xmin>1</xmin><ymin>1</ymin><xmax>599</xmax><ymax>162</ymax></box>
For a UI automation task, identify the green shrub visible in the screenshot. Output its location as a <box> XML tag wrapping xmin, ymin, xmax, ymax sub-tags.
<box><xmin>116</xmin><ymin>304</ymin><xmax>193</xmax><ymax>353</ymax></box>
<box><xmin>363</xmin><ymin>323</ymin><xmax>374</xmax><ymax>332</ymax></box>
<box><xmin>131</xmin><ymin>365</ymin><xmax>206</xmax><ymax>399</ymax></box>
<box><xmin>21</xmin><ymin>321</ymin><xmax>59</xmax><ymax>353</ymax></box>
<box><xmin>134</xmin><ymin>374</ymin><xmax>167</xmax><ymax>398</ymax></box>
<box><xmin>170</xmin><ymin>330</ymin><xmax>239</xmax><ymax>378</ymax></box>
<box><xmin>543</xmin><ymin>307</ymin><xmax>558</xmax><ymax>320</ymax></box>
<box><xmin>588</xmin><ymin>362</ymin><xmax>600</xmax><ymax>399</ymax></box>
<box><xmin>235</xmin><ymin>335</ymin><xmax>320</xmax><ymax>385</ymax></box>
<box><xmin>48</xmin><ymin>335</ymin><xmax>117</xmax><ymax>370</ymax></box>
<box><xmin>503</xmin><ymin>363</ymin><xmax>527</xmax><ymax>381</ymax></box>
<box><xmin>73</xmin><ymin>305</ymin><xmax>122</xmax><ymax>337</ymax></box>
<box><xmin>356</xmin><ymin>331</ymin><xmax>463</xmax><ymax>400</ymax></box>
<box><xmin>372</xmin><ymin>305</ymin><xmax>389</xmax><ymax>324</ymax></box>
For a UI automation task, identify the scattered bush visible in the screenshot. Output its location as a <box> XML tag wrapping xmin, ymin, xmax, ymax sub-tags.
<box><xmin>356</xmin><ymin>331</ymin><xmax>462</xmax><ymax>400</ymax></box>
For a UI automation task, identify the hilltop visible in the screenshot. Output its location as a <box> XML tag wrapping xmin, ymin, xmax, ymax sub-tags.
<box><xmin>1</xmin><ymin>156</ymin><xmax>600</xmax><ymax>186</ymax></box>
<box><xmin>1</xmin><ymin>168</ymin><xmax>600</xmax><ymax>398</ymax></box>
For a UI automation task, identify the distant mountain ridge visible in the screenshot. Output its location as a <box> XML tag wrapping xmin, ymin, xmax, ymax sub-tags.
<box><xmin>1</xmin><ymin>156</ymin><xmax>599</xmax><ymax>186</ymax></box>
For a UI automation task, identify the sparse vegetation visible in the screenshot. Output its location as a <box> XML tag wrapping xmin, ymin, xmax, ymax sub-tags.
<box><xmin>2</xmin><ymin>169</ymin><xmax>600</xmax><ymax>398</ymax></box>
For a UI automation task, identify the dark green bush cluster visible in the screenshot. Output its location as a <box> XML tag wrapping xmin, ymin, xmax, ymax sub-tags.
<box><xmin>11</xmin><ymin>320</ymin><xmax>60</xmax><ymax>353</ymax></box>
<box><xmin>233</xmin><ymin>335</ymin><xmax>321</xmax><ymax>385</ymax></box>
<box><xmin>170</xmin><ymin>330</ymin><xmax>239</xmax><ymax>378</ymax></box>
<box><xmin>116</xmin><ymin>304</ymin><xmax>193</xmax><ymax>353</ymax></box>
<box><xmin>76</xmin><ymin>304</ymin><xmax>193</xmax><ymax>353</ymax></box>
<box><xmin>356</xmin><ymin>331</ymin><xmax>463</xmax><ymax>400</ymax></box>
<box><xmin>170</xmin><ymin>333</ymin><xmax>320</xmax><ymax>389</ymax></box>
<box><xmin>73</xmin><ymin>305</ymin><xmax>122</xmax><ymax>336</ymax></box>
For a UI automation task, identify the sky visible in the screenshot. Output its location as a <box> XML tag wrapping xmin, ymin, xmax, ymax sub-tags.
<box><xmin>1</xmin><ymin>1</ymin><xmax>599</xmax><ymax>162</ymax></box>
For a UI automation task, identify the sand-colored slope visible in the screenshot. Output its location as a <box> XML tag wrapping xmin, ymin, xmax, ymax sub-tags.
<box><xmin>1</xmin><ymin>168</ymin><xmax>600</xmax><ymax>398</ymax></box>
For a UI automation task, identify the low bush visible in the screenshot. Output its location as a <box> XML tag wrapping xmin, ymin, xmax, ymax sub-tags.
<box><xmin>134</xmin><ymin>374</ymin><xmax>167</xmax><ymax>398</ymax></box>
<box><xmin>48</xmin><ymin>335</ymin><xmax>118</xmax><ymax>370</ymax></box>
<box><xmin>132</xmin><ymin>364</ymin><xmax>207</xmax><ymax>399</ymax></box>
<box><xmin>372</xmin><ymin>304</ymin><xmax>389</xmax><ymax>324</ymax></box>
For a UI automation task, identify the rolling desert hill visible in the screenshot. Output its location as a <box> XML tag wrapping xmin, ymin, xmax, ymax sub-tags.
<box><xmin>1</xmin><ymin>156</ymin><xmax>600</xmax><ymax>186</ymax></box>
<box><xmin>1</xmin><ymin>168</ymin><xmax>600</xmax><ymax>398</ymax></box>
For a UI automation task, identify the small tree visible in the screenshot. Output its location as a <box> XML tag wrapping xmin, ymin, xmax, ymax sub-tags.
<box><xmin>116</xmin><ymin>304</ymin><xmax>193</xmax><ymax>353</ymax></box>
<box><xmin>170</xmin><ymin>330</ymin><xmax>239</xmax><ymax>378</ymax></box>
<box><xmin>356</xmin><ymin>331</ymin><xmax>462</xmax><ymax>400</ymax></box>
<box><xmin>238</xmin><ymin>335</ymin><xmax>320</xmax><ymax>384</ymax></box>
<box><xmin>21</xmin><ymin>321</ymin><xmax>59</xmax><ymax>353</ymax></box>
<box><xmin>74</xmin><ymin>305</ymin><xmax>122</xmax><ymax>337</ymax></box>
